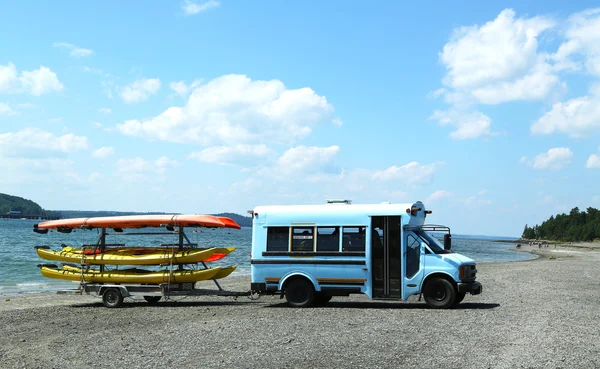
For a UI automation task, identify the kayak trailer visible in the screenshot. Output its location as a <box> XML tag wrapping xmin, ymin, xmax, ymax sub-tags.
<box><xmin>57</xmin><ymin>280</ymin><xmax>258</xmax><ymax>308</ymax></box>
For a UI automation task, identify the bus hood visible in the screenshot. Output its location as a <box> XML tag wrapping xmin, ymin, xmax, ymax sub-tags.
<box><xmin>441</xmin><ymin>252</ymin><xmax>476</xmax><ymax>265</ymax></box>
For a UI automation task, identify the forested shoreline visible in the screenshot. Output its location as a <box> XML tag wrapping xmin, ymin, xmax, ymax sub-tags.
<box><xmin>522</xmin><ymin>207</ymin><xmax>599</xmax><ymax>242</ymax></box>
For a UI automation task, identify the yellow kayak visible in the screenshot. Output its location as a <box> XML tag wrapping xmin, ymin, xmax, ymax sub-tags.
<box><xmin>59</xmin><ymin>246</ymin><xmax>236</xmax><ymax>263</ymax></box>
<box><xmin>35</xmin><ymin>246</ymin><xmax>217</xmax><ymax>266</ymax></box>
<box><xmin>39</xmin><ymin>264</ymin><xmax>222</xmax><ymax>284</ymax></box>
<box><xmin>60</xmin><ymin>264</ymin><xmax>237</xmax><ymax>280</ymax></box>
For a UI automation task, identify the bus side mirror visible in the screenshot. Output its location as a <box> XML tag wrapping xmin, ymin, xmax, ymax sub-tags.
<box><xmin>444</xmin><ymin>234</ymin><xmax>451</xmax><ymax>250</ymax></box>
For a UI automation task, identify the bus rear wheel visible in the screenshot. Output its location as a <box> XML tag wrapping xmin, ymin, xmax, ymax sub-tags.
<box><xmin>285</xmin><ymin>278</ymin><xmax>315</xmax><ymax>308</ymax></box>
<box><xmin>423</xmin><ymin>278</ymin><xmax>456</xmax><ymax>309</ymax></box>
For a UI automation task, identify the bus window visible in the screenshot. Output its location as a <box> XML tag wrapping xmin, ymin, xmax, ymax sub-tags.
<box><xmin>267</xmin><ymin>227</ymin><xmax>289</xmax><ymax>251</ymax></box>
<box><xmin>342</xmin><ymin>226</ymin><xmax>366</xmax><ymax>252</ymax></box>
<box><xmin>316</xmin><ymin>227</ymin><xmax>339</xmax><ymax>252</ymax></box>
<box><xmin>292</xmin><ymin>227</ymin><xmax>314</xmax><ymax>252</ymax></box>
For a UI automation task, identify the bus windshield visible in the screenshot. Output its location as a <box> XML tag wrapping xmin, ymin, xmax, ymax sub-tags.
<box><xmin>415</xmin><ymin>230</ymin><xmax>452</xmax><ymax>254</ymax></box>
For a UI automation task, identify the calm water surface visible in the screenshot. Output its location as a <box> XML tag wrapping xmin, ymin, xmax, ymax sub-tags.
<box><xmin>0</xmin><ymin>219</ymin><xmax>533</xmax><ymax>296</ymax></box>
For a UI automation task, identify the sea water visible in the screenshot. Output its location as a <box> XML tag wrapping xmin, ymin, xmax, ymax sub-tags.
<box><xmin>0</xmin><ymin>219</ymin><xmax>534</xmax><ymax>296</ymax></box>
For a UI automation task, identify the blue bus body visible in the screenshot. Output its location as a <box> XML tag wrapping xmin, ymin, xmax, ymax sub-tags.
<box><xmin>250</xmin><ymin>201</ymin><xmax>482</xmax><ymax>308</ymax></box>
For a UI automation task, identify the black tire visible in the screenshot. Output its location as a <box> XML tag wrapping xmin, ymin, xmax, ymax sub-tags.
<box><xmin>102</xmin><ymin>288</ymin><xmax>123</xmax><ymax>308</ymax></box>
<box><xmin>423</xmin><ymin>278</ymin><xmax>456</xmax><ymax>309</ymax></box>
<box><xmin>285</xmin><ymin>278</ymin><xmax>315</xmax><ymax>308</ymax></box>
<box><xmin>454</xmin><ymin>292</ymin><xmax>466</xmax><ymax>305</ymax></box>
<box><xmin>143</xmin><ymin>296</ymin><xmax>161</xmax><ymax>304</ymax></box>
<box><xmin>313</xmin><ymin>293</ymin><xmax>332</xmax><ymax>307</ymax></box>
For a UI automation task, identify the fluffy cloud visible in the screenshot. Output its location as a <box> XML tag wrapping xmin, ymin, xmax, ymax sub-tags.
<box><xmin>92</xmin><ymin>146</ymin><xmax>115</xmax><ymax>158</ymax></box>
<box><xmin>551</xmin><ymin>9</ymin><xmax>600</xmax><ymax>76</ymax></box>
<box><xmin>586</xmin><ymin>154</ymin><xmax>600</xmax><ymax>168</ymax></box>
<box><xmin>98</xmin><ymin>107</ymin><xmax>112</xmax><ymax>114</ymax></box>
<box><xmin>0</xmin><ymin>103</ymin><xmax>16</xmax><ymax>116</ymax></box>
<box><xmin>53</xmin><ymin>42</ymin><xmax>94</xmax><ymax>58</ymax></box>
<box><xmin>275</xmin><ymin>146</ymin><xmax>340</xmax><ymax>175</ymax></box>
<box><xmin>372</xmin><ymin>161</ymin><xmax>444</xmax><ymax>184</ymax></box>
<box><xmin>0</xmin><ymin>63</ymin><xmax>63</xmax><ymax>96</ymax></box>
<box><xmin>427</xmin><ymin>190</ymin><xmax>452</xmax><ymax>203</ymax></box>
<box><xmin>119</xmin><ymin>78</ymin><xmax>161</xmax><ymax>103</ymax></box>
<box><xmin>0</xmin><ymin>128</ymin><xmax>88</xmax><ymax>157</ymax></box>
<box><xmin>117</xmin><ymin>74</ymin><xmax>339</xmax><ymax>145</ymax></box>
<box><xmin>182</xmin><ymin>0</ymin><xmax>219</xmax><ymax>15</ymax></box>
<box><xmin>189</xmin><ymin>144</ymin><xmax>273</xmax><ymax>166</ymax></box>
<box><xmin>116</xmin><ymin>156</ymin><xmax>180</xmax><ymax>180</ymax></box>
<box><xmin>170</xmin><ymin>80</ymin><xmax>202</xmax><ymax>97</ymax></box>
<box><xmin>531</xmin><ymin>83</ymin><xmax>600</xmax><ymax>137</ymax></box>
<box><xmin>521</xmin><ymin>148</ymin><xmax>573</xmax><ymax>170</ymax></box>
<box><xmin>439</xmin><ymin>9</ymin><xmax>556</xmax><ymax>104</ymax></box>
<box><xmin>429</xmin><ymin>109</ymin><xmax>493</xmax><ymax>139</ymax></box>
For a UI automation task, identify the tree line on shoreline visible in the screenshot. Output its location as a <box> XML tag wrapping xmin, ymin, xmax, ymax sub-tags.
<box><xmin>522</xmin><ymin>207</ymin><xmax>599</xmax><ymax>242</ymax></box>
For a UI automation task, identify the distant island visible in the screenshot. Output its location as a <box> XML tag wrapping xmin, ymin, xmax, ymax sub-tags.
<box><xmin>522</xmin><ymin>207</ymin><xmax>598</xmax><ymax>242</ymax></box>
<box><xmin>0</xmin><ymin>193</ymin><xmax>59</xmax><ymax>219</ymax></box>
<box><xmin>0</xmin><ymin>193</ymin><xmax>253</xmax><ymax>227</ymax></box>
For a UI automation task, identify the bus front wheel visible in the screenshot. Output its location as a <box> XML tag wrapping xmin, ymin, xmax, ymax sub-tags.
<box><xmin>285</xmin><ymin>278</ymin><xmax>315</xmax><ymax>308</ymax></box>
<box><xmin>423</xmin><ymin>278</ymin><xmax>456</xmax><ymax>309</ymax></box>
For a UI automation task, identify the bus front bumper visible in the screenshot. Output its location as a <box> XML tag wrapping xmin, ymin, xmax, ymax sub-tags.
<box><xmin>457</xmin><ymin>281</ymin><xmax>482</xmax><ymax>295</ymax></box>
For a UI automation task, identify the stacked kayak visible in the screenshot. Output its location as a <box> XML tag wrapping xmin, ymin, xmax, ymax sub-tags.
<box><xmin>39</xmin><ymin>264</ymin><xmax>237</xmax><ymax>284</ymax></box>
<box><xmin>34</xmin><ymin>214</ymin><xmax>241</xmax><ymax>285</ymax></box>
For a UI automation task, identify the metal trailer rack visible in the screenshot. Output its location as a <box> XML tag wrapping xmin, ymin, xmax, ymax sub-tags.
<box><xmin>54</xmin><ymin>224</ymin><xmax>256</xmax><ymax>308</ymax></box>
<box><xmin>58</xmin><ymin>281</ymin><xmax>255</xmax><ymax>308</ymax></box>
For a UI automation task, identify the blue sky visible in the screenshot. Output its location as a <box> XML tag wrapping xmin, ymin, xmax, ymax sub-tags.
<box><xmin>1</xmin><ymin>1</ymin><xmax>600</xmax><ymax>237</ymax></box>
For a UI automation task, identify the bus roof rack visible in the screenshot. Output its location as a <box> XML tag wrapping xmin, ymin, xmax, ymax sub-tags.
<box><xmin>325</xmin><ymin>199</ymin><xmax>352</xmax><ymax>205</ymax></box>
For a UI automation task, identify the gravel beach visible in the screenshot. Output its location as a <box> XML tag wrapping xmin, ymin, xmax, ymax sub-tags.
<box><xmin>1</xmin><ymin>246</ymin><xmax>599</xmax><ymax>369</ymax></box>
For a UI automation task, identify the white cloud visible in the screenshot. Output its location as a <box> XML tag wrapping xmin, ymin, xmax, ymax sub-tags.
<box><xmin>17</xmin><ymin>102</ymin><xmax>35</xmax><ymax>109</ymax></box>
<box><xmin>0</xmin><ymin>63</ymin><xmax>63</xmax><ymax>96</ymax></box>
<box><xmin>92</xmin><ymin>146</ymin><xmax>115</xmax><ymax>158</ymax></box>
<box><xmin>522</xmin><ymin>147</ymin><xmax>573</xmax><ymax>170</ymax></box>
<box><xmin>275</xmin><ymin>146</ymin><xmax>340</xmax><ymax>175</ymax></box>
<box><xmin>98</xmin><ymin>107</ymin><xmax>112</xmax><ymax>114</ymax></box>
<box><xmin>440</xmin><ymin>9</ymin><xmax>555</xmax><ymax>92</ymax></box>
<box><xmin>19</xmin><ymin>66</ymin><xmax>64</xmax><ymax>96</ymax></box>
<box><xmin>429</xmin><ymin>109</ymin><xmax>494</xmax><ymax>139</ymax></box>
<box><xmin>189</xmin><ymin>144</ymin><xmax>273</xmax><ymax>166</ymax></box>
<box><xmin>116</xmin><ymin>74</ymin><xmax>340</xmax><ymax>145</ymax></box>
<box><xmin>531</xmin><ymin>85</ymin><xmax>600</xmax><ymax>137</ymax></box>
<box><xmin>427</xmin><ymin>190</ymin><xmax>452</xmax><ymax>203</ymax></box>
<box><xmin>170</xmin><ymin>79</ymin><xmax>202</xmax><ymax>97</ymax></box>
<box><xmin>551</xmin><ymin>9</ymin><xmax>600</xmax><ymax>76</ymax></box>
<box><xmin>53</xmin><ymin>42</ymin><xmax>94</xmax><ymax>58</ymax></box>
<box><xmin>182</xmin><ymin>0</ymin><xmax>219</xmax><ymax>15</ymax></box>
<box><xmin>116</xmin><ymin>156</ymin><xmax>180</xmax><ymax>180</ymax></box>
<box><xmin>0</xmin><ymin>103</ymin><xmax>16</xmax><ymax>116</ymax></box>
<box><xmin>372</xmin><ymin>161</ymin><xmax>444</xmax><ymax>184</ymax></box>
<box><xmin>88</xmin><ymin>172</ymin><xmax>102</xmax><ymax>182</ymax></box>
<box><xmin>586</xmin><ymin>154</ymin><xmax>600</xmax><ymax>168</ymax></box>
<box><xmin>0</xmin><ymin>128</ymin><xmax>88</xmax><ymax>156</ymax></box>
<box><xmin>119</xmin><ymin>78</ymin><xmax>161</xmax><ymax>103</ymax></box>
<box><xmin>0</xmin><ymin>63</ymin><xmax>19</xmax><ymax>93</ymax></box>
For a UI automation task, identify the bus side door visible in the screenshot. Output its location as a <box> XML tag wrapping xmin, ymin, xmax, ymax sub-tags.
<box><xmin>402</xmin><ymin>231</ymin><xmax>425</xmax><ymax>300</ymax></box>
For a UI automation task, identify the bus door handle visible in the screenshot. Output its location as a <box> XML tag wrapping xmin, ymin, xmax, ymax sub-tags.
<box><xmin>362</xmin><ymin>268</ymin><xmax>368</xmax><ymax>271</ymax></box>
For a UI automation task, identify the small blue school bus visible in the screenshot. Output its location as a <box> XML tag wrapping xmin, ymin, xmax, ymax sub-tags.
<box><xmin>249</xmin><ymin>200</ymin><xmax>482</xmax><ymax>308</ymax></box>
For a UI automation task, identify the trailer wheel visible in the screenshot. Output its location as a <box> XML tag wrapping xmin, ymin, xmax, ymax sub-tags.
<box><xmin>285</xmin><ymin>278</ymin><xmax>314</xmax><ymax>308</ymax></box>
<box><xmin>423</xmin><ymin>278</ymin><xmax>456</xmax><ymax>309</ymax></box>
<box><xmin>143</xmin><ymin>296</ymin><xmax>161</xmax><ymax>304</ymax></box>
<box><xmin>102</xmin><ymin>288</ymin><xmax>123</xmax><ymax>308</ymax></box>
